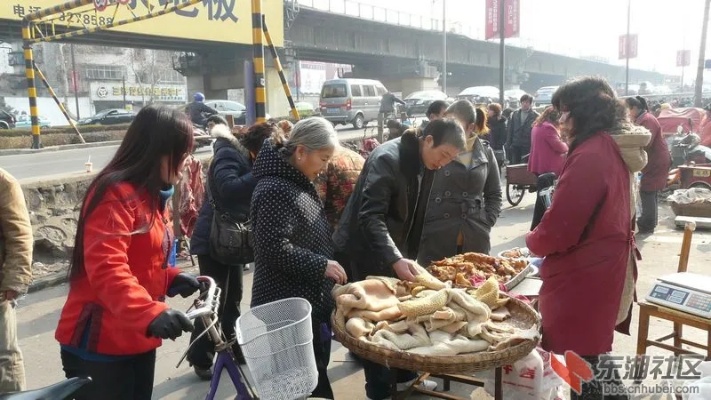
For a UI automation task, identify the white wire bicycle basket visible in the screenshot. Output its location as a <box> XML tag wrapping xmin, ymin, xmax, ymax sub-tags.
<box><xmin>236</xmin><ymin>297</ymin><xmax>318</xmax><ymax>400</ymax></box>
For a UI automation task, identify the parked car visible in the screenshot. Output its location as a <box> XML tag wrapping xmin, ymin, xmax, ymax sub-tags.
<box><xmin>203</xmin><ymin>100</ymin><xmax>271</xmax><ymax>125</ymax></box>
<box><xmin>0</xmin><ymin>109</ymin><xmax>16</xmax><ymax>129</ymax></box>
<box><xmin>534</xmin><ymin>86</ymin><xmax>559</xmax><ymax>106</ymax></box>
<box><xmin>404</xmin><ymin>90</ymin><xmax>448</xmax><ymax>116</ymax></box>
<box><xmin>78</xmin><ymin>108</ymin><xmax>136</xmax><ymax>125</ymax></box>
<box><xmin>319</xmin><ymin>78</ymin><xmax>388</xmax><ymax>129</ymax></box>
<box><xmin>456</xmin><ymin>86</ymin><xmax>500</xmax><ymax>105</ymax></box>
<box><xmin>294</xmin><ymin>101</ymin><xmax>316</xmax><ymax>118</ymax></box>
<box><xmin>14</xmin><ymin>114</ymin><xmax>52</xmax><ymax>129</ymax></box>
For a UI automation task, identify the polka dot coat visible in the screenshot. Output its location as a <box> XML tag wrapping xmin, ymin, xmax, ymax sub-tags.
<box><xmin>250</xmin><ymin>139</ymin><xmax>335</xmax><ymax>322</ymax></box>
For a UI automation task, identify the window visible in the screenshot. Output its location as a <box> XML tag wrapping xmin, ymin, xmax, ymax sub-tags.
<box><xmin>85</xmin><ymin>65</ymin><xmax>125</xmax><ymax>81</ymax></box>
<box><xmin>350</xmin><ymin>85</ymin><xmax>362</xmax><ymax>97</ymax></box>
<box><xmin>321</xmin><ymin>84</ymin><xmax>347</xmax><ymax>98</ymax></box>
<box><xmin>156</xmin><ymin>69</ymin><xmax>185</xmax><ymax>84</ymax></box>
<box><xmin>364</xmin><ymin>85</ymin><xmax>376</xmax><ymax>97</ymax></box>
<box><xmin>222</xmin><ymin>102</ymin><xmax>245</xmax><ymax>111</ymax></box>
<box><xmin>376</xmin><ymin>86</ymin><xmax>387</xmax><ymax>96</ymax></box>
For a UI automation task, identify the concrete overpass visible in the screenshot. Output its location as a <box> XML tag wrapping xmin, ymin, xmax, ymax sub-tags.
<box><xmin>286</xmin><ymin>1</ymin><xmax>667</xmax><ymax>95</ymax></box>
<box><xmin>0</xmin><ymin>0</ymin><xmax>668</xmax><ymax>115</ymax></box>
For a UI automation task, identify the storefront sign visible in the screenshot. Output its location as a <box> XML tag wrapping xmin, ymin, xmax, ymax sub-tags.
<box><xmin>2</xmin><ymin>0</ymin><xmax>284</xmax><ymax>46</ymax></box>
<box><xmin>90</xmin><ymin>82</ymin><xmax>186</xmax><ymax>102</ymax></box>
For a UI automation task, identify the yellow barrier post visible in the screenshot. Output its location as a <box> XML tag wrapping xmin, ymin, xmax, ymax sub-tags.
<box><xmin>251</xmin><ymin>0</ymin><xmax>266</xmax><ymax>123</ymax></box>
<box><xmin>33</xmin><ymin>62</ymin><xmax>85</xmax><ymax>143</ymax></box>
<box><xmin>21</xmin><ymin>22</ymin><xmax>40</xmax><ymax>149</ymax></box>
<box><xmin>262</xmin><ymin>16</ymin><xmax>300</xmax><ymax>120</ymax></box>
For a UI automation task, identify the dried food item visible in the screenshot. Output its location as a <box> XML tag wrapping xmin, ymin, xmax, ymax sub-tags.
<box><xmin>428</xmin><ymin>252</ymin><xmax>528</xmax><ymax>287</ymax></box>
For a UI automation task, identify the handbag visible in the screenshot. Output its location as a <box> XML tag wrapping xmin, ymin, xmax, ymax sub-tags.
<box><xmin>206</xmin><ymin>162</ymin><xmax>254</xmax><ymax>265</ymax></box>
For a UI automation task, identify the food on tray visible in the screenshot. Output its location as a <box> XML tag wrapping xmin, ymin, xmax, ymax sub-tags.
<box><xmin>499</xmin><ymin>247</ymin><xmax>540</xmax><ymax>259</ymax></box>
<box><xmin>427</xmin><ymin>252</ymin><xmax>528</xmax><ymax>287</ymax></box>
<box><xmin>333</xmin><ymin>272</ymin><xmax>539</xmax><ymax>357</ymax></box>
<box><xmin>500</xmin><ymin>247</ymin><xmax>527</xmax><ymax>258</ymax></box>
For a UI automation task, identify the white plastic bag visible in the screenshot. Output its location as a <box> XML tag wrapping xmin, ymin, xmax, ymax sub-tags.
<box><xmin>683</xmin><ymin>361</ymin><xmax>711</xmax><ymax>400</ymax></box>
<box><xmin>473</xmin><ymin>347</ymin><xmax>566</xmax><ymax>400</ymax></box>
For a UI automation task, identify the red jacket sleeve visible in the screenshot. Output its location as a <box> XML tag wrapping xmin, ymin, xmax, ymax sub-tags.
<box><xmin>82</xmin><ymin>187</ymin><xmax>167</xmax><ymax>334</ymax></box>
<box><xmin>525</xmin><ymin>145</ymin><xmax>607</xmax><ymax>256</ymax></box>
<box><xmin>542</xmin><ymin>125</ymin><xmax>569</xmax><ymax>154</ymax></box>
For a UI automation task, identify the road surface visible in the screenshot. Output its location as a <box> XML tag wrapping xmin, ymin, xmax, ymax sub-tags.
<box><xmin>0</xmin><ymin>125</ymin><xmax>385</xmax><ymax>181</ymax></box>
<box><xmin>14</xmin><ymin>195</ymin><xmax>711</xmax><ymax>399</ymax></box>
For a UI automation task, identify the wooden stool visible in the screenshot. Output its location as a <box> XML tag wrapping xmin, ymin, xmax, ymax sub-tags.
<box><xmin>636</xmin><ymin>221</ymin><xmax>711</xmax><ymax>361</ymax></box>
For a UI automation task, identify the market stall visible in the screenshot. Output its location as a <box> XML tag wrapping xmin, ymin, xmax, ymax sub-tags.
<box><xmin>332</xmin><ymin>251</ymin><xmax>543</xmax><ymax>399</ymax></box>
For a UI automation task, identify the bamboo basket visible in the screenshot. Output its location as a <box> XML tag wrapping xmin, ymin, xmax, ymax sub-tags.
<box><xmin>332</xmin><ymin>295</ymin><xmax>540</xmax><ymax>375</ymax></box>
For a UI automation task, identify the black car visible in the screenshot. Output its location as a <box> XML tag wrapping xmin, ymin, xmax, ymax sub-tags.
<box><xmin>404</xmin><ymin>90</ymin><xmax>449</xmax><ymax>116</ymax></box>
<box><xmin>77</xmin><ymin>108</ymin><xmax>136</xmax><ymax>125</ymax></box>
<box><xmin>0</xmin><ymin>109</ymin><xmax>16</xmax><ymax>129</ymax></box>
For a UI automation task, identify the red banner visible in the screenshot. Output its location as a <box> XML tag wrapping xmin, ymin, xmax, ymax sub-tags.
<box><xmin>618</xmin><ymin>34</ymin><xmax>638</xmax><ymax>59</ymax></box>
<box><xmin>485</xmin><ymin>0</ymin><xmax>520</xmax><ymax>40</ymax></box>
<box><xmin>677</xmin><ymin>50</ymin><xmax>691</xmax><ymax>67</ymax></box>
<box><xmin>505</xmin><ymin>0</ymin><xmax>520</xmax><ymax>38</ymax></box>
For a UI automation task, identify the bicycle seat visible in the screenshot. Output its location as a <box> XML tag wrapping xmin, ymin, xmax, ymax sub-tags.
<box><xmin>0</xmin><ymin>377</ymin><xmax>91</xmax><ymax>400</ymax></box>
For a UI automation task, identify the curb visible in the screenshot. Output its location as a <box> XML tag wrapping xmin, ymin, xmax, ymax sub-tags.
<box><xmin>0</xmin><ymin>141</ymin><xmax>123</xmax><ymax>156</ymax></box>
<box><xmin>27</xmin><ymin>261</ymin><xmax>199</xmax><ymax>294</ymax></box>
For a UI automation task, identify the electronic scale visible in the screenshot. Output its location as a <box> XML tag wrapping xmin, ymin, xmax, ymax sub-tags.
<box><xmin>645</xmin><ymin>272</ymin><xmax>711</xmax><ymax>319</ymax></box>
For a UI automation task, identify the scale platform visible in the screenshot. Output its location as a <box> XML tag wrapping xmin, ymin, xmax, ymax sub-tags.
<box><xmin>646</xmin><ymin>272</ymin><xmax>711</xmax><ymax>319</ymax></box>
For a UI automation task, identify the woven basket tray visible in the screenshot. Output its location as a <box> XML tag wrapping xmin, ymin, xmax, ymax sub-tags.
<box><xmin>670</xmin><ymin>201</ymin><xmax>711</xmax><ymax>218</ymax></box>
<box><xmin>332</xmin><ymin>295</ymin><xmax>540</xmax><ymax>375</ymax></box>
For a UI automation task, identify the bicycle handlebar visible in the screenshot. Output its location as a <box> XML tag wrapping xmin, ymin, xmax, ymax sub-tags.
<box><xmin>185</xmin><ymin>276</ymin><xmax>217</xmax><ymax>320</ymax></box>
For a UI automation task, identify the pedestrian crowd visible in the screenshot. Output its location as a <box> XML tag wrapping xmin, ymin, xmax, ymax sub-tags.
<box><xmin>0</xmin><ymin>76</ymin><xmax>675</xmax><ymax>400</ymax></box>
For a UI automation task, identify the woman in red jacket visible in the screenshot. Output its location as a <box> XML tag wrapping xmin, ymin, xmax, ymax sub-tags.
<box><xmin>526</xmin><ymin>78</ymin><xmax>641</xmax><ymax>399</ymax></box>
<box><xmin>528</xmin><ymin>106</ymin><xmax>568</xmax><ymax>230</ymax></box>
<box><xmin>625</xmin><ymin>96</ymin><xmax>671</xmax><ymax>234</ymax></box>
<box><xmin>55</xmin><ymin>106</ymin><xmax>201</xmax><ymax>400</ymax></box>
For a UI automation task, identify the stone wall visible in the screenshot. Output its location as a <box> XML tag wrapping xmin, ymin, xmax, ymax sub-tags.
<box><xmin>22</xmin><ymin>174</ymin><xmax>91</xmax><ymax>275</ymax></box>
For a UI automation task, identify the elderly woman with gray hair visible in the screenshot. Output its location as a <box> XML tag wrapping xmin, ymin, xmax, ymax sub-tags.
<box><xmin>250</xmin><ymin>117</ymin><xmax>347</xmax><ymax>399</ymax></box>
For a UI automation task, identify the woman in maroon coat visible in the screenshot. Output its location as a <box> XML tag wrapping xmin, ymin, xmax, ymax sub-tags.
<box><xmin>528</xmin><ymin>106</ymin><xmax>568</xmax><ymax>176</ymax></box>
<box><xmin>526</xmin><ymin>78</ymin><xmax>642</xmax><ymax>400</ymax></box>
<box><xmin>625</xmin><ymin>96</ymin><xmax>671</xmax><ymax>234</ymax></box>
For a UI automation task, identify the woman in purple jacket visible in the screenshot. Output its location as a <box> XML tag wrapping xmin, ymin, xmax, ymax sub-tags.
<box><xmin>528</xmin><ymin>106</ymin><xmax>568</xmax><ymax>230</ymax></box>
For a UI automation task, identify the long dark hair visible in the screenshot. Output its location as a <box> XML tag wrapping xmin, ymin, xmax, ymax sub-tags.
<box><xmin>533</xmin><ymin>106</ymin><xmax>561</xmax><ymax>127</ymax></box>
<box><xmin>551</xmin><ymin>77</ymin><xmax>619</xmax><ymax>153</ymax></box>
<box><xmin>69</xmin><ymin>105</ymin><xmax>194</xmax><ymax>279</ymax></box>
<box><xmin>625</xmin><ymin>96</ymin><xmax>649</xmax><ymax>112</ymax></box>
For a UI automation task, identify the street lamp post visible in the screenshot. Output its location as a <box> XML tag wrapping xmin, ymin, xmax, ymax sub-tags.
<box><xmin>442</xmin><ymin>0</ymin><xmax>447</xmax><ymax>94</ymax></box>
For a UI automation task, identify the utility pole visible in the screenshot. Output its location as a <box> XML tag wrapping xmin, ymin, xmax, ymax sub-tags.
<box><xmin>70</xmin><ymin>43</ymin><xmax>80</xmax><ymax>119</ymax></box>
<box><xmin>442</xmin><ymin>0</ymin><xmax>447</xmax><ymax>94</ymax></box>
<box><xmin>498</xmin><ymin>0</ymin><xmax>505</xmax><ymax>107</ymax></box>
<box><xmin>695</xmin><ymin>0</ymin><xmax>711</xmax><ymax>107</ymax></box>
<box><xmin>624</xmin><ymin>0</ymin><xmax>631</xmax><ymax>96</ymax></box>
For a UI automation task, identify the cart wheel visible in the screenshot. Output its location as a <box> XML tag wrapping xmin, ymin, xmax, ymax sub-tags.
<box><xmin>507</xmin><ymin>184</ymin><xmax>525</xmax><ymax>206</ymax></box>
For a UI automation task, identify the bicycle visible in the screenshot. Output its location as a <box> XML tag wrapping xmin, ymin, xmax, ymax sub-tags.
<box><xmin>178</xmin><ymin>276</ymin><xmax>259</xmax><ymax>400</ymax></box>
<box><xmin>180</xmin><ymin>277</ymin><xmax>319</xmax><ymax>400</ymax></box>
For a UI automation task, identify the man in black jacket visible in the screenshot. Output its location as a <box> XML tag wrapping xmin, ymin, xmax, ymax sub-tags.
<box><xmin>506</xmin><ymin>94</ymin><xmax>539</xmax><ymax>164</ymax></box>
<box><xmin>333</xmin><ymin>119</ymin><xmax>466</xmax><ymax>400</ymax></box>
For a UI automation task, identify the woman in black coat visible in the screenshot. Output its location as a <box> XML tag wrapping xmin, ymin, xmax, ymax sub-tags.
<box><xmin>187</xmin><ymin>118</ymin><xmax>275</xmax><ymax>379</ymax></box>
<box><xmin>251</xmin><ymin>117</ymin><xmax>347</xmax><ymax>399</ymax></box>
<box><xmin>487</xmin><ymin>103</ymin><xmax>508</xmax><ymax>168</ymax></box>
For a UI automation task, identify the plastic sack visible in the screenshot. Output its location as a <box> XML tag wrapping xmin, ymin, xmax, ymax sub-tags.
<box><xmin>667</xmin><ymin>187</ymin><xmax>711</xmax><ymax>205</ymax></box>
<box><xmin>473</xmin><ymin>347</ymin><xmax>566</xmax><ymax>400</ymax></box>
<box><xmin>683</xmin><ymin>361</ymin><xmax>711</xmax><ymax>400</ymax></box>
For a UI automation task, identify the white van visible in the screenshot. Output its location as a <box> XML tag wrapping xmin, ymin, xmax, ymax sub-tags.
<box><xmin>319</xmin><ymin>78</ymin><xmax>387</xmax><ymax>129</ymax></box>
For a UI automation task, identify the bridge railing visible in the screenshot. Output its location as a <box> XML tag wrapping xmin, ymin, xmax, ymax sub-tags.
<box><xmin>293</xmin><ymin>0</ymin><xmax>481</xmax><ymax>39</ymax></box>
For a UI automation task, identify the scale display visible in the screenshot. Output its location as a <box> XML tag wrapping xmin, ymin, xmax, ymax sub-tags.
<box><xmin>646</xmin><ymin>274</ymin><xmax>711</xmax><ymax>319</ymax></box>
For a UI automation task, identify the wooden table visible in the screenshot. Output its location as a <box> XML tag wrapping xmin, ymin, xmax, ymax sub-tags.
<box><xmin>390</xmin><ymin>369</ymin><xmax>504</xmax><ymax>400</ymax></box>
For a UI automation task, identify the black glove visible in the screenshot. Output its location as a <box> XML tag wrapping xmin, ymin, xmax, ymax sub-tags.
<box><xmin>147</xmin><ymin>309</ymin><xmax>193</xmax><ymax>340</ymax></box>
<box><xmin>167</xmin><ymin>273</ymin><xmax>200</xmax><ymax>298</ymax></box>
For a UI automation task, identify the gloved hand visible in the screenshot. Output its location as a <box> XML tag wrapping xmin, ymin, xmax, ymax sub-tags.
<box><xmin>147</xmin><ymin>309</ymin><xmax>193</xmax><ymax>340</ymax></box>
<box><xmin>167</xmin><ymin>273</ymin><xmax>200</xmax><ymax>298</ymax></box>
